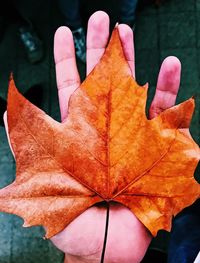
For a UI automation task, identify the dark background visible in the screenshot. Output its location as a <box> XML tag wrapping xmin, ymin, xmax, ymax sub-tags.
<box><xmin>0</xmin><ymin>0</ymin><xmax>199</xmax><ymax>262</ymax></box>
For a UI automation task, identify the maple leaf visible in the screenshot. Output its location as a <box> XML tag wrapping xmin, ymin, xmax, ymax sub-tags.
<box><xmin>0</xmin><ymin>29</ymin><xmax>199</xmax><ymax>239</ymax></box>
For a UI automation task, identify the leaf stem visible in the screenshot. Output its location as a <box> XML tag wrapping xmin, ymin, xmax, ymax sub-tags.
<box><xmin>100</xmin><ymin>202</ymin><xmax>110</xmax><ymax>263</ymax></box>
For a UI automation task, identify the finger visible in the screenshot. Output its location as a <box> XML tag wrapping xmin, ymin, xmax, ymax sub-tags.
<box><xmin>118</xmin><ymin>24</ymin><xmax>135</xmax><ymax>78</ymax></box>
<box><xmin>149</xmin><ymin>56</ymin><xmax>181</xmax><ymax>119</ymax></box>
<box><xmin>3</xmin><ymin>111</ymin><xmax>15</xmax><ymax>157</ymax></box>
<box><xmin>54</xmin><ymin>26</ymin><xmax>80</xmax><ymax>122</ymax></box>
<box><xmin>86</xmin><ymin>11</ymin><xmax>110</xmax><ymax>75</ymax></box>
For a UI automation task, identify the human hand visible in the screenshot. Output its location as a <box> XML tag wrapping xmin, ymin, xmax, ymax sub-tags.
<box><xmin>3</xmin><ymin>10</ymin><xmax>182</xmax><ymax>263</ymax></box>
<box><xmin>50</xmin><ymin>11</ymin><xmax>182</xmax><ymax>263</ymax></box>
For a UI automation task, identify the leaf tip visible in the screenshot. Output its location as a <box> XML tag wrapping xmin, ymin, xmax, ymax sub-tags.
<box><xmin>181</xmin><ymin>97</ymin><xmax>195</xmax><ymax>127</ymax></box>
<box><xmin>143</xmin><ymin>82</ymin><xmax>149</xmax><ymax>91</ymax></box>
<box><xmin>106</xmin><ymin>27</ymin><xmax>122</xmax><ymax>55</ymax></box>
<box><xmin>8</xmin><ymin>75</ymin><xmax>18</xmax><ymax>100</ymax></box>
<box><xmin>9</xmin><ymin>72</ymin><xmax>14</xmax><ymax>81</ymax></box>
<box><xmin>190</xmin><ymin>96</ymin><xmax>197</xmax><ymax>111</ymax></box>
<box><xmin>23</xmin><ymin>221</ymin><xmax>31</xmax><ymax>228</ymax></box>
<box><xmin>158</xmin><ymin>97</ymin><xmax>195</xmax><ymax>129</ymax></box>
<box><xmin>115</xmin><ymin>22</ymin><xmax>119</xmax><ymax>28</ymax></box>
<box><xmin>43</xmin><ymin>230</ymin><xmax>52</xmax><ymax>240</ymax></box>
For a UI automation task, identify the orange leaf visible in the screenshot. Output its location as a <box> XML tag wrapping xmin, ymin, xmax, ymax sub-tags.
<box><xmin>0</xmin><ymin>29</ymin><xmax>199</xmax><ymax>238</ymax></box>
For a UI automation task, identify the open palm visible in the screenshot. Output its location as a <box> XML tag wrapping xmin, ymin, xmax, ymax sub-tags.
<box><xmin>50</xmin><ymin>11</ymin><xmax>182</xmax><ymax>263</ymax></box>
<box><xmin>4</xmin><ymin>11</ymin><xmax>182</xmax><ymax>263</ymax></box>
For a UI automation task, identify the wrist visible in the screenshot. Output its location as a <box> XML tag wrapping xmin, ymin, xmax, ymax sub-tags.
<box><xmin>64</xmin><ymin>254</ymin><xmax>83</xmax><ymax>263</ymax></box>
<box><xmin>64</xmin><ymin>253</ymin><xmax>99</xmax><ymax>263</ymax></box>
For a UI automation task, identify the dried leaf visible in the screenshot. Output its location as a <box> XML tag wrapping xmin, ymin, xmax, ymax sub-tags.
<box><xmin>0</xmin><ymin>29</ymin><xmax>199</xmax><ymax>238</ymax></box>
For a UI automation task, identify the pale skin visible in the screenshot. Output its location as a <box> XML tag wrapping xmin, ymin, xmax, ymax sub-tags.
<box><xmin>4</xmin><ymin>11</ymin><xmax>183</xmax><ymax>263</ymax></box>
